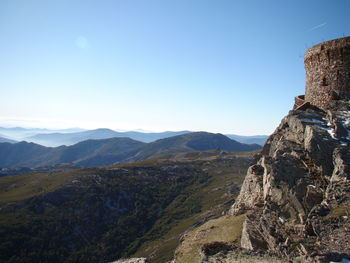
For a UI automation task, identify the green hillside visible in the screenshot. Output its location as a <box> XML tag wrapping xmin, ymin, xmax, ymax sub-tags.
<box><xmin>0</xmin><ymin>137</ymin><xmax>145</xmax><ymax>168</ymax></box>
<box><xmin>0</xmin><ymin>150</ymin><xmax>253</xmax><ymax>263</ymax></box>
<box><xmin>0</xmin><ymin>132</ymin><xmax>260</xmax><ymax>169</ymax></box>
<box><xmin>131</xmin><ymin>132</ymin><xmax>260</xmax><ymax>161</ymax></box>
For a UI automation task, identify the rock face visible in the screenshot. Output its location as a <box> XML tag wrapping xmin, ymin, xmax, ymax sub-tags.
<box><xmin>223</xmin><ymin>37</ymin><xmax>350</xmax><ymax>263</ymax></box>
<box><xmin>228</xmin><ymin>102</ymin><xmax>350</xmax><ymax>262</ymax></box>
<box><xmin>194</xmin><ymin>37</ymin><xmax>350</xmax><ymax>263</ymax></box>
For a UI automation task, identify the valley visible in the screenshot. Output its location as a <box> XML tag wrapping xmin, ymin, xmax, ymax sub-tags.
<box><xmin>0</xmin><ymin>127</ymin><xmax>268</xmax><ymax>147</ymax></box>
<box><xmin>0</xmin><ymin>132</ymin><xmax>261</xmax><ymax>170</ymax></box>
<box><xmin>0</xmin><ymin>150</ymin><xmax>253</xmax><ymax>263</ymax></box>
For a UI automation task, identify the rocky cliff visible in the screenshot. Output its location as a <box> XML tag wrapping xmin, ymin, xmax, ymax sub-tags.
<box><xmin>173</xmin><ymin>100</ymin><xmax>350</xmax><ymax>263</ymax></box>
<box><xmin>173</xmin><ymin>37</ymin><xmax>350</xmax><ymax>263</ymax></box>
<box><xmin>227</xmin><ymin>100</ymin><xmax>350</xmax><ymax>262</ymax></box>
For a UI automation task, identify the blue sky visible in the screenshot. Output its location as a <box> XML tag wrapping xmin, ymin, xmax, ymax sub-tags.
<box><xmin>1</xmin><ymin>0</ymin><xmax>350</xmax><ymax>135</ymax></box>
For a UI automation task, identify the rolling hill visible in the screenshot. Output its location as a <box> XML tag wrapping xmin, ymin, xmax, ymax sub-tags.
<box><xmin>25</xmin><ymin>128</ymin><xmax>268</xmax><ymax>147</ymax></box>
<box><xmin>0</xmin><ymin>135</ymin><xmax>17</xmax><ymax>143</ymax></box>
<box><xmin>131</xmin><ymin>132</ymin><xmax>261</xmax><ymax>161</ymax></box>
<box><xmin>0</xmin><ymin>151</ymin><xmax>252</xmax><ymax>263</ymax></box>
<box><xmin>226</xmin><ymin>134</ymin><xmax>268</xmax><ymax>146</ymax></box>
<box><xmin>118</xmin><ymin>130</ymin><xmax>191</xmax><ymax>143</ymax></box>
<box><xmin>25</xmin><ymin>128</ymin><xmax>191</xmax><ymax>146</ymax></box>
<box><xmin>25</xmin><ymin>128</ymin><xmax>121</xmax><ymax>147</ymax></box>
<box><xmin>0</xmin><ymin>126</ymin><xmax>268</xmax><ymax>147</ymax></box>
<box><xmin>0</xmin><ymin>127</ymin><xmax>85</xmax><ymax>141</ymax></box>
<box><xmin>0</xmin><ymin>132</ymin><xmax>261</xmax><ymax>168</ymax></box>
<box><xmin>0</xmin><ymin>137</ymin><xmax>145</xmax><ymax>168</ymax></box>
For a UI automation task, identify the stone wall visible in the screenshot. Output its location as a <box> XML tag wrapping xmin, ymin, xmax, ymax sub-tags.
<box><xmin>304</xmin><ymin>36</ymin><xmax>350</xmax><ymax>110</ymax></box>
<box><xmin>293</xmin><ymin>95</ymin><xmax>305</xmax><ymax>109</ymax></box>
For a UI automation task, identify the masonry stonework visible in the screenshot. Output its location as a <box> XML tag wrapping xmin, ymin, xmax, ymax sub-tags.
<box><xmin>303</xmin><ymin>36</ymin><xmax>350</xmax><ymax>110</ymax></box>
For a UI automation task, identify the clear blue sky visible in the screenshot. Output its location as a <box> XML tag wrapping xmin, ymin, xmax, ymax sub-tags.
<box><xmin>1</xmin><ymin>0</ymin><xmax>350</xmax><ymax>135</ymax></box>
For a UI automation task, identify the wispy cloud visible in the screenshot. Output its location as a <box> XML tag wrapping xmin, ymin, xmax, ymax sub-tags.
<box><xmin>307</xmin><ymin>22</ymin><xmax>327</xmax><ymax>32</ymax></box>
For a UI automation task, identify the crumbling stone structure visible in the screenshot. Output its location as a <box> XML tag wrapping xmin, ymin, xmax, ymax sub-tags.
<box><xmin>295</xmin><ymin>36</ymin><xmax>350</xmax><ymax>110</ymax></box>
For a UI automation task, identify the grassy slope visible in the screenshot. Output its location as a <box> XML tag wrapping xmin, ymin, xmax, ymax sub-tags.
<box><xmin>174</xmin><ymin>214</ymin><xmax>246</xmax><ymax>263</ymax></box>
<box><xmin>0</xmin><ymin>169</ymin><xmax>88</xmax><ymax>204</ymax></box>
<box><xmin>0</xmin><ymin>166</ymin><xmax>210</xmax><ymax>262</ymax></box>
<box><xmin>131</xmin><ymin>132</ymin><xmax>260</xmax><ymax>162</ymax></box>
<box><xmin>131</xmin><ymin>151</ymin><xmax>252</xmax><ymax>263</ymax></box>
<box><xmin>0</xmin><ymin>150</ymin><xmax>254</xmax><ymax>263</ymax></box>
<box><xmin>0</xmin><ymin>137</ymin><xmax>145</xmax><ymax>168</ymax></box>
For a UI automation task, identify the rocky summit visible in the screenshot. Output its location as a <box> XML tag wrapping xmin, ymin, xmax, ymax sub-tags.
<box><xmin>228</xmin><ymin>102</ymin><xmax>350</xmax><ymax>262</ymax></box>
<box><xmin>173</xmin><ymin>37</ymin><xmax>350</xmax><ymax>263</ymax></box>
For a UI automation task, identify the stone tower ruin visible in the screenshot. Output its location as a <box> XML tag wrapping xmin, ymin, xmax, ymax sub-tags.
<box><xmin>295</xmin><ymin>36</ymin><xmax>350</xmax><ymax>110</ymax></box>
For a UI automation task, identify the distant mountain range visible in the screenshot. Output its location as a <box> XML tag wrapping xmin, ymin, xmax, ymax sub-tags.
<box><xmin>0</xmin><ymin>132</ymin><xmax>261</xmax><ymax>168</ymax></box>
<box><xmin>0</xmin><ymin>134</ymin><xmax>17</xmax><ymax>144</ymax></box>
<box><xmin>0</xmin><ymin>127</ymin><xmax>86</xmax><ymax>142</ymax></box>
<box><xmin>130</xmin><ymin>132</ymin><xmax>260</xmax><ymax>162</ymax></box>
<box><xmin>225</xmin><ymin>134</ymin><xmax>268</xmax><ymax>146</ymax></box>
<box><xmin>0</xmin><ymin>127</ymin><xmax>268</xmax><ymax>147</ymax></box>
<box><xmin>25</xmin><ymin>129</ymin><xmax>191</xmax><ymax>147</ymax></box>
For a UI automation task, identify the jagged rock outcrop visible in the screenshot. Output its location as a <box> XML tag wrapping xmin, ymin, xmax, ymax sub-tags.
<box><xmin>187</xmin><ymin>37</ymin><xmax>350</xmax><ymax>263</ymax></box>
<box><xmin>225</xmin><ymin>101</ymin><xmax>350</xmax><ymax>262</ymax></box>
<box><xmin>192</xmin><ymin>101</ymin><xmax>350</xmax><ymax>263</ymax></box>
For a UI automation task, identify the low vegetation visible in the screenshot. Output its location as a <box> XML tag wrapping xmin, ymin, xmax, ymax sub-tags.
<box><xmin>0</xmin><ymin>132</ymin><xmax>261</xmax><ymax>169</ymax></box>
<box><xmin>0</xmin><ymin>150</ymin><xmax>253</xmax><ymax>263</ymax></box>
<box><xmin>131</xmin><ymin>151</ymin><xmax>251</xmax><ymax>263</ymax></box>
<box><xmin>174</xmin><ymin>214</ymin><xmax>246</xmax><ymax>263</ymax></box>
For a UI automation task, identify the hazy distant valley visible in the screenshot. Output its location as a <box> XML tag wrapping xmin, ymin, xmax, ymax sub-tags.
<box><xmin>0</xmin><ymin>127</ymin><xmax>268</xmax><ymax>147</ymax></box>
<box><xmin>0</xmin><ymin>128</ymin><xmax>263</xmax><ymax>173</ymax></box>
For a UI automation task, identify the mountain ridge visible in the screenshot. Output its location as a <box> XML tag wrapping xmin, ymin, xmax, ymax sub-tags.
<box><xmin>130</xmin><ymin>132</ymin><xmax>260</xmax><ymax>162</ymax></box>
<box><xmin>24</xmin><ymin>128</ymin><xmax>193</xmax><ymax>147</ymax></box>
<box><xmin>0</xmin><ymin>135</ymin><xmax>17</xmax><ymax>144</ymax></box>
<box><xmin>0</xmin><ymin>132</ymin><xmax>261</xmax><ymax>169</ymax></box>
<box><xmin>0</xmin><ymin>126</ymin><xmax>268</xmax><ymax>147</ymax></box>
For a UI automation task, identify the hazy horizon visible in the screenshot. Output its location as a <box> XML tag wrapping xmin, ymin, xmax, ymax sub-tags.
<box><xmin>0</xmin><ymin>118</ymin><xmax>269</xmax><ymax>136</ymax></box>
<box><xmin>1</xmin><ymin>0</ymin><xmax>350</xmax><ymax>135</ymax></box>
